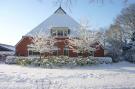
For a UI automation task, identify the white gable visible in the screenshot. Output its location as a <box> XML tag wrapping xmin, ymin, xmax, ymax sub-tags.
<box><xmin>26</xmin><ymin>7</ymin><xmax>80</xmax><ymax>37</ymax></box>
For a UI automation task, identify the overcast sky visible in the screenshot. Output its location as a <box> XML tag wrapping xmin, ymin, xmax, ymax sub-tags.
<box><xmin>0</xmin><ymin>0</ymin><xmax>135</xmax><ymax>46</ymax></box>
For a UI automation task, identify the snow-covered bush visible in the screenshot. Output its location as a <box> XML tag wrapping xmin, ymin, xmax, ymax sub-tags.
<box><xmin>94</xmin><ymin>57</ymin><xmax>112</xmax><ymax>64</ymax></box>
<box><xmin>16</xmin><ymin>58</ymin><xmax>32</xmax><ymax>66</ymax></box>
<box><xmin>5</xmin><ymin>56</ymin><xmax>17</xmax><ymax>64</ymax></box>
<box><xmin>123</xmin><ymin>41</ymin><xmax>135</xmax><ymax>63</ymax></box>
<box><xmin>6</xmin><ymin>56</ymin><xmax>38</xmax><ymax>65</ymax></box>
<box><xmin>76</xmin><ymin>58</ymin><xmax>86</xmax><ymax>66</ymax></box>
<box><xmin>47</xmin><ymin>56</ymin><xmax>73</xmax><ymax>67</ymax></box>
<box><xmin>39</xmin><ymin>59</ymin><xmax>53</xmax><ymax>68</ymax></box>
<box><xmin>124</xmin><ymin>49</ymin><xmax>135</xmax><ymax>63</ymax></box>
<box><xmin>104</xmin><ymin>57</ymin><xmax>112</xmax><ymax>64</ymax></box>
<box><xmin>6</xmin><ymin>56</ymin><xmax>112</xmax><ymax>68</ymax></box>
<box><xmin>30</xmin><ymin>56</ymin><xmax>99</xmax><ymax>67</ymax></box>
<box><xmin>87</xmin><ymin>57</ymin><xmax>98</xmax><ymax>65</ymax></box>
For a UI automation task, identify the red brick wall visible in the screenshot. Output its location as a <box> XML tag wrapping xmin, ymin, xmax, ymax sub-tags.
<box><xmin>16</xmin><ymin>36</ymin><xmax>32</xmax><ymax>56</ymax></box>
<box><xmin>16</xmin><ymin>36</ymin><xmax>104</xmax><ymax>57</ymax></box>
<box><xmin>94</xmin><ymin>48</ymin><xmax>104</xmax><ymax>57</ymax></box>
<box><xmin>55</xmin><ymin>37</ymin><xmax>78</xmax><ymax>57</ymax></box>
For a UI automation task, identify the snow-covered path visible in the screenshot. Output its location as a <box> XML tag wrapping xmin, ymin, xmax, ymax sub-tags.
<box><xmin>0</xmin><ymin>62</ymin><xmax>135</xmax><ymax>89</ymax></box>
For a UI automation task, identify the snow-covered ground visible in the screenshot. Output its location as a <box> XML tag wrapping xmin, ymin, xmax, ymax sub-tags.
<box><xmin>0</xmin><ymin>62</ymin><xmax>135</xmax><ymax>89</ymax></box>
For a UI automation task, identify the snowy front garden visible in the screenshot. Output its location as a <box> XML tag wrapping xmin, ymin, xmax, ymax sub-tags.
<box><xmin>0</xmin><ymin>2</ymin><xmax>135</xmax><ymax>89</ymax></box>
<box><xmin>0</xmin><ymin>61</ymin><xmax>135</xmax><ymax>89</ymax></box>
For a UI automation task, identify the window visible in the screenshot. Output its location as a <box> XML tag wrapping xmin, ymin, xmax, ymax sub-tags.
<box><xmin>58</xmin><ymin>30</ymin><xmax>63</xmax><ymax>36</ymax></box>
<box><xmin>28</xmin><ymin>50</ymin><xmax>33</xmax><ymax>55</ymax></box>
<box><xmin>68</xmin><ymin>29</ymin><xmax>70</xmax><ymax>34</ymax></box>
<box><xmin>78</xmin><ymin>52</ymin><xmax>83</xmax><ymax>56</ymax></box>
<box><xmin>51</xmin><ymin>27</ymin><xmax>70</xmax><ymax>37</ymax></box>
<box><xmin>64</xmin><ymin>31</ymin><xmax>67</xmax><ymax>36</ymax></box>
<box><xmin>51</xmin><ymin>29</ymin><xmax>57</xmax><ymax>36</ymax></box>
<box><xmin>28</xmin><ymin>50</ymin><xmax>40</xmax><ymax>56</ymax></box>
<box><xmin>52</xmin><ymin>32</ymin><xmax>57</xmax><ymax>36</ymax></box>
<box><xmin>64</xmin><ymin>47</ymin><xmax>69</xmax><ymax>56</ymax></box>
<box><xmin>53</xmin><ymin>50</ymin><xmax>58</xmax><ymax>56</ymax></box>
<box><xmin>33</xmin><ymin>52</ymin><xmax>40</xmax><ymax>55</ymax></box>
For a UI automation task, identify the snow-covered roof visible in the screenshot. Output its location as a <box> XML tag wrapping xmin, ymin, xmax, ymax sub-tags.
<box><xmin>0</xmin><ymin>43</ymin><xmax>15</xmax><ymax>51</ymax></box>
<box><xmin>26</xmin><ymin>7</ymin><xmax>80</xmax><ymax>37</ymax></box>
<box><xmin>0</xmin><ymin>51</ymin><xmax>15</xmax><ymax>55</ymax></box>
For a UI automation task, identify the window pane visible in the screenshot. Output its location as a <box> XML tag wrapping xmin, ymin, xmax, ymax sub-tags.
<box><xmin>29</xmin><ymin>51</ymin><xmax>33</xmax><ymax>55</ymax></box>
<box><xmin>64</xmin><ymin>48</ymin><xmax>68</xmax><ymax>56</ymax></box>
<box><xmin>33</xmin><ymin>52</ymin><xmax>40</xmax><ymax>55</ymax></box>
<box><xmin>53</xmin><ymin>50</ymin><xmax>57</xmax><ymax>56</ymax></box>
<box><xmin>64</xmin><ymin>31</ymin><xmax>67</xmax><ymax>36</ymax></box>
<box><xmin>58</xmin><ymin>31</ymin><xmax>63</xmax><ymax>36</ymax></box>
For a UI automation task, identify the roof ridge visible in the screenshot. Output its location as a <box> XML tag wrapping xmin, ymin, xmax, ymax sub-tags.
<box><xmin>54</xmin><ymin>6</ymin><xmax>66</xmax><ymax>14</ymax></box>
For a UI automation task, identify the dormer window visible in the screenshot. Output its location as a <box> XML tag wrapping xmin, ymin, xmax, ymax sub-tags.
<box><xmin>51</xmin><ymin>27</ymin><xmax>70</xmax><ymax>37</ymax></box>
<box><xmin>52</xmin><ymin>31</ymin><xmax>57</xmax><ymax>36</ymax></box>
<box><xmin>58</xmin><ymin>30</ymin><xmax>63</xmax><ymax>36</ymax></box>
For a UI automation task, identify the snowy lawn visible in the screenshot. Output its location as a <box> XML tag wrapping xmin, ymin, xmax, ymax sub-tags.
<box><xmin>0</xmin><ymin>61</ymin><xmax>135</xmax><ymax>89</ymax></box>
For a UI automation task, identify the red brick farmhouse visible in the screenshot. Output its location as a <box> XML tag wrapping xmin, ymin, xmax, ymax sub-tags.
<box><xmin>16</xmin><ymin>7</ymin><xmax>104</xmax><ymax>57</ymax></box>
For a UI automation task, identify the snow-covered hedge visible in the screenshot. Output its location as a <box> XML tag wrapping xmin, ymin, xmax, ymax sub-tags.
<box><xmin>5</xmin><ymin>56</ymin><xmax>37</xmax><ymax>64</ymax></box>
<box><xmin>5</xmin><ymin>56</ymin><xmax>17</xmax><ymax>64</ymax></box>
<box><xmin>94</xmin><ymin>57</ymin><xmax>112</xmax><ymax>64</ymax></box>
<box><xmin>123</xmin><ymin>46</ymin><xmax>135</xmax><ymax>63</ymax></box>
<box><xmin>6</xmin><ymin>56</ymin><xmax>112</xmax><ymax>68</ymax></box>
<box><xmin>5</xmin><ymin>56</ymin><xmax>112</xmax><ymax>67</ymax></box>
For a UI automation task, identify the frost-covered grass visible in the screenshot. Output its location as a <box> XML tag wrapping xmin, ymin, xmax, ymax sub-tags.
<box><xmin>0</xmin><ymin>61</ymin><xmax>135</xmax><ymax>89</ymax></box>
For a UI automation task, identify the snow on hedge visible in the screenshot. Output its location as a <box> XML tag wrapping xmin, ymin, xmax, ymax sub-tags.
<box><xmin>94</xmin><ymin>57</ymin><xmax>112</xmax><ymax>64</ymax></box>
<box><xmin>0</xmin><ymin>61</ymin><xmax>135</xmax><ymax>89</ymax></box>
<box><xmin>5</xmin><ymin>56</ymin><xmax>112</xmax><ymax>66</ymax></box>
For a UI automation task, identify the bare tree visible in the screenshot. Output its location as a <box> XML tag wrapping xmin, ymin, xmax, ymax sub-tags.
<box><xmin>54</xmin><ymin>0</ymin><xmax>129</xmax><ymax>8</ymax></box>
<box><xmin>105</xmin><ymin>23</ymin><xmax>125</xmax><ymax>62</ymax></box>
<box><xmin>116</xmin><ymin>3</ymin><xmax>135</xmax><ymax>37</ymax></box>
<box><xmin>115</xmin><ymin>3</ymin><xmax>135</xmax><ymax>63</ymax></box>
<box><xmin>38</xmin><ymin>0</ymin><xmax>129</xmax><ymax>11</ymax></box>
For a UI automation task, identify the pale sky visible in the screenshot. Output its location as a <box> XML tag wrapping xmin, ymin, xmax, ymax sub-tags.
<box><xmin>0</xmin><ymin>0</ymin><xmax>135</xmax><ymax>46</ymax></box>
